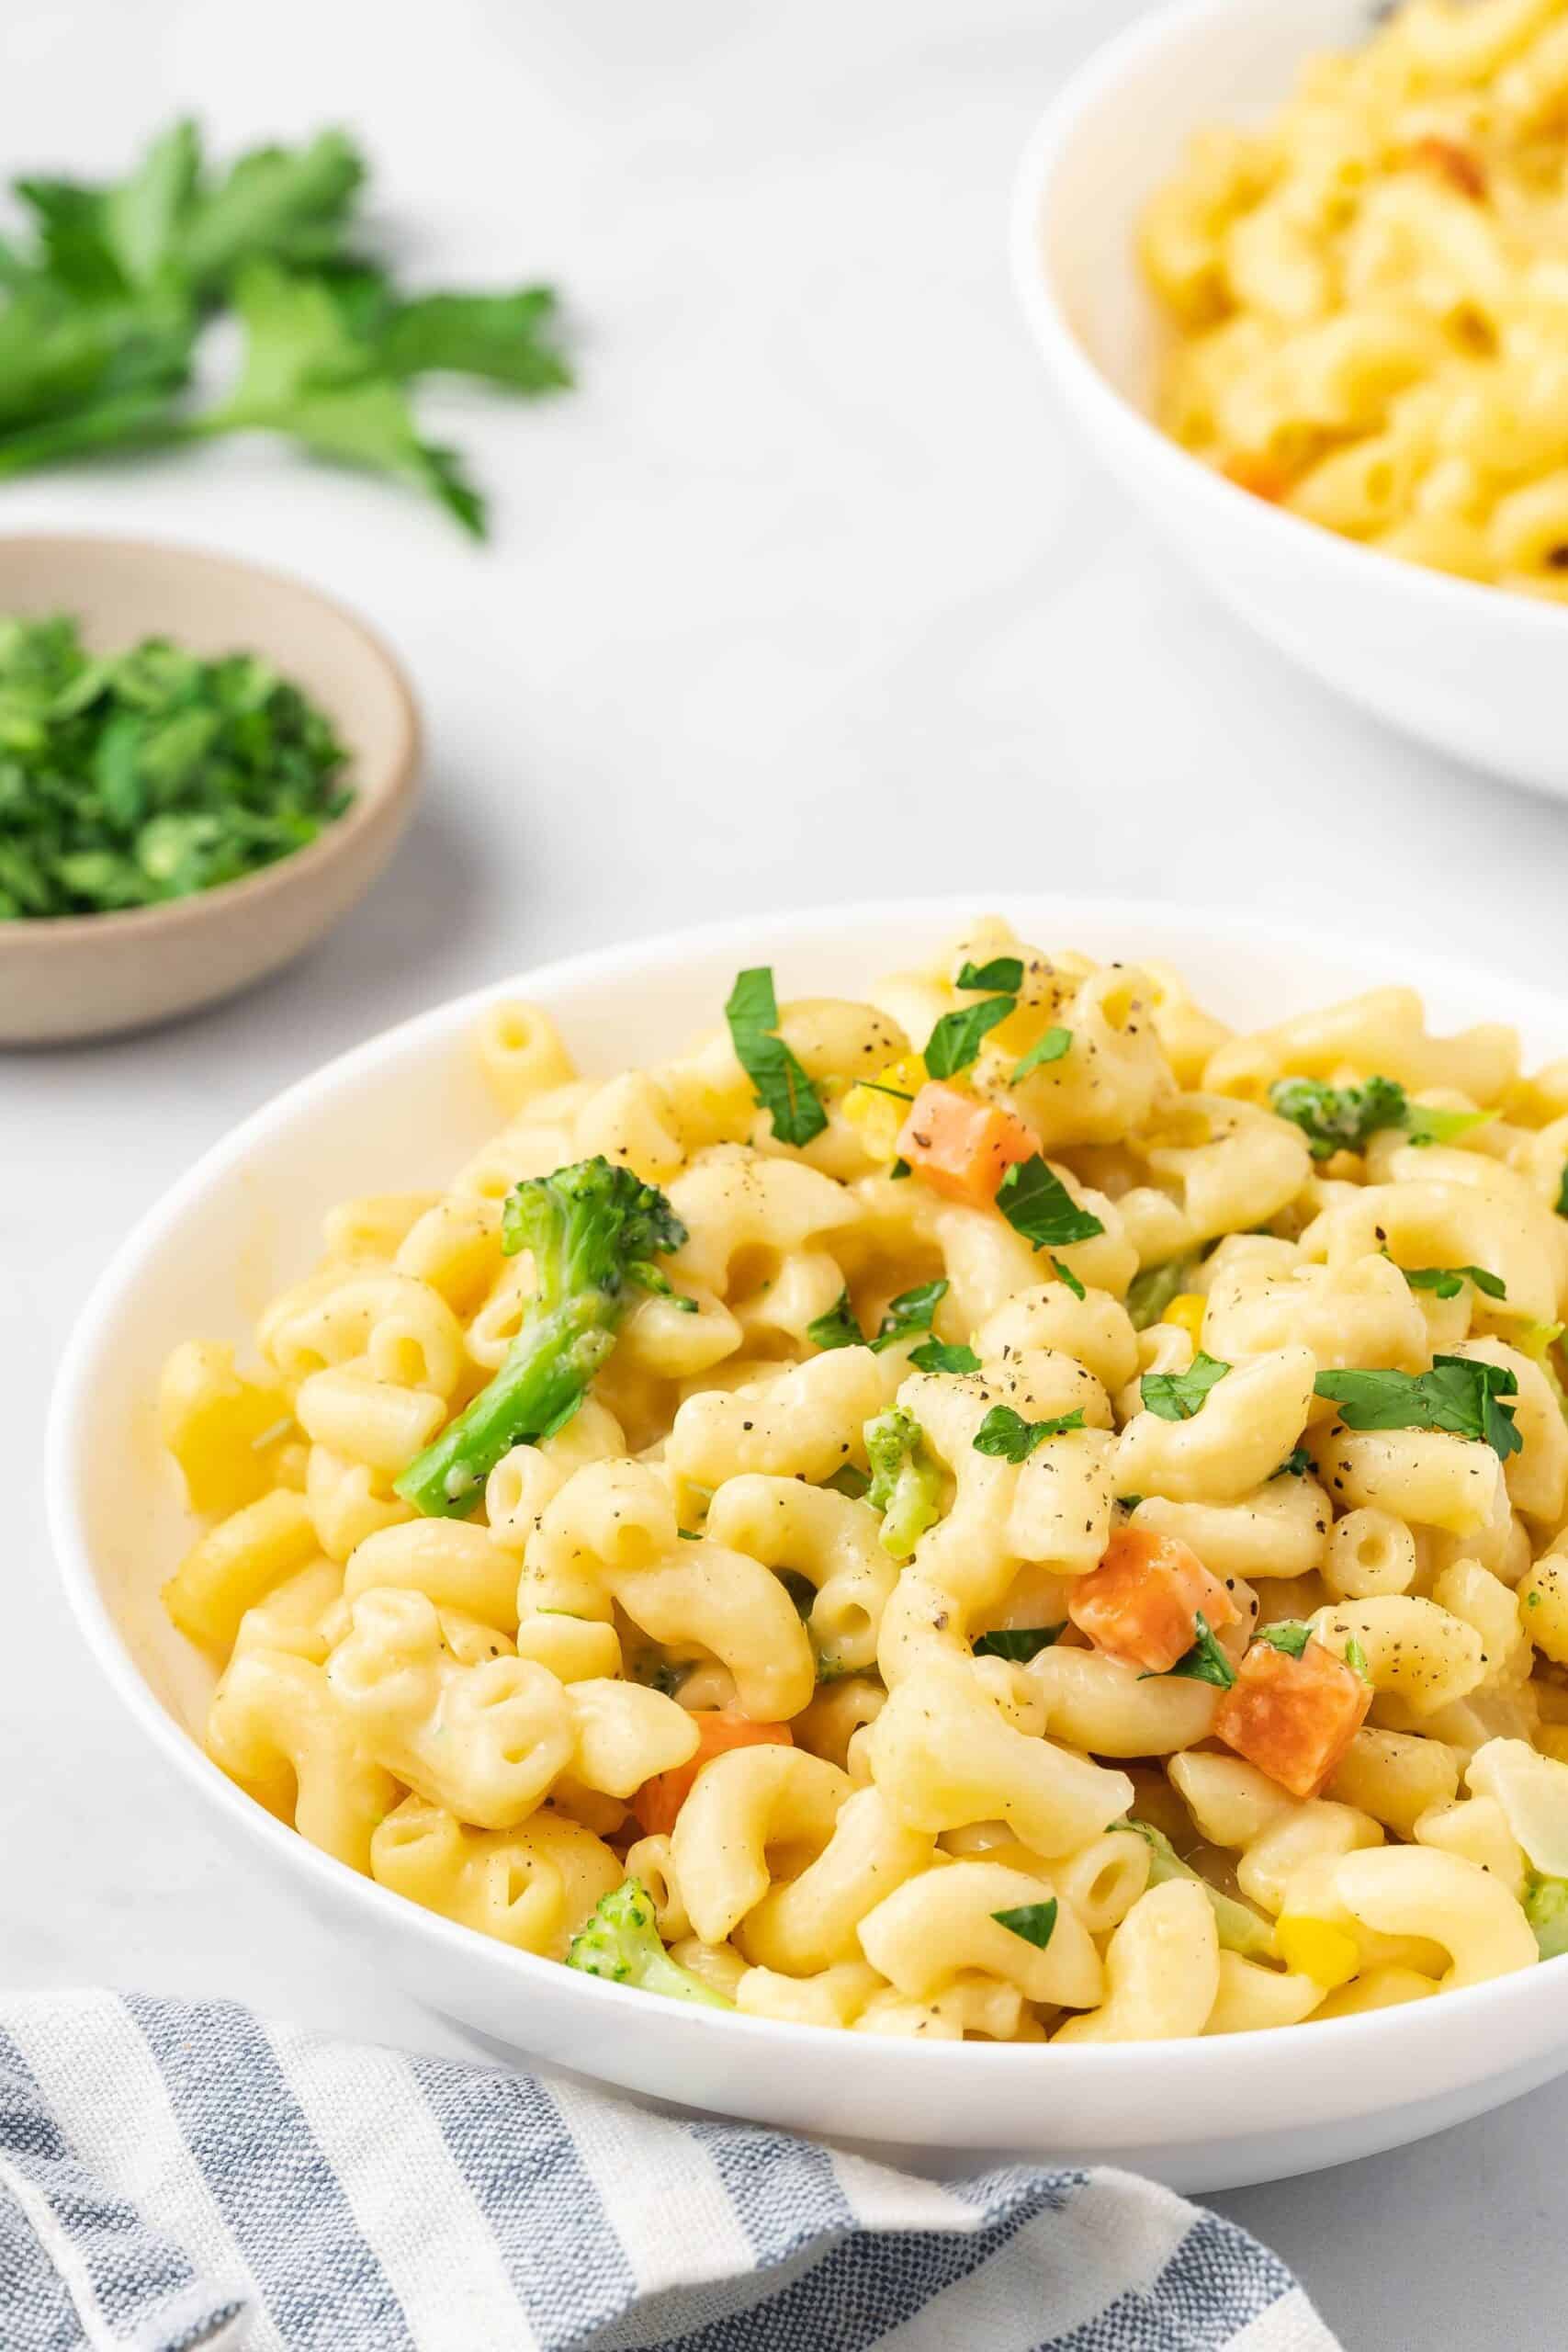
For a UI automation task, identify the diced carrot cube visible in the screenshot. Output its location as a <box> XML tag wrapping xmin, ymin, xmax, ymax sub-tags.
<box><xmin>1068</xmin><ymin>1524</ymin><xmax>1239</xmax><ymax>1676</ymax></box>
<box><xmin>630</xmin><ymin>1712</ymin><xmax>793</xmax><ymax>1838</ymax></box>
<box><xmin>1221</xmin><ymin>452</ymin><xmax>1290</xmax><ymax>503</ymax></box>
<box><xmin>1408</xmin><ymin>135</ymin><xmax>1485</xmax><ymax>199</ymax></box>
<box><xmin>1214</xmin><ymin>1641</ymin><xmax>1372</xmax><ymax>1800</ymax></box>
<box><xmin>897</xmin><ymin>1081</ymin><xmax>1037</xmax><ymax>1208</ymax></box>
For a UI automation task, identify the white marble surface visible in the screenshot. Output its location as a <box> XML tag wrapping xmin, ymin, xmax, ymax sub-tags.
<box><xmin>6</xmin><ymin>0</ymin><xmax>1568</xmax><ymax>2340</ymax></box>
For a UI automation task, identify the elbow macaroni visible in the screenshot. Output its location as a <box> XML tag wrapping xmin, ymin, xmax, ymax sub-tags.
<box><xmin>1143</xmin><ymin>0</ymin><xmax>1568</xmax><ymax>603</ymax></box>
<box><xmin>157</xmin><ymin>920</ymin><xmax>1568</xmax><ymax>2040</ymax></box>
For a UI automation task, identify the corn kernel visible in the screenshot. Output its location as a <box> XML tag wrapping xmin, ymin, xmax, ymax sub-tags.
<box><xmin>1275</xmin><ymin>1915</ymin><xmax>1360</xmax><ymax>1988</ymax></box>
<box><xmin>843</xmin><ymin>1055</ymin><xmax>927</xmax><ymax>1163</ymax></box>
<box><xmin>1161</xmin><ymin>1293</ymin><xmax>1207</xmax><ymax>1344</ymax></box>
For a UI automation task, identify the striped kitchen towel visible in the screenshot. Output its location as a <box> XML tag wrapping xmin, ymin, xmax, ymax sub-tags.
<box><xmin>0</xmin><ymin>1992</ymin><xmax>1338</xmax><ymax>2352</ymax></box>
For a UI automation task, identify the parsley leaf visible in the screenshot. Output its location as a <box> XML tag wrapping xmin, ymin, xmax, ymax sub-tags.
<box><xmin>1125</xmin><ymin>1259</ymin><xmax>1197</xmax><ymax>1330</ymax></box>
<box><xmin>923</xmin><ymin>993</ymin><xmax>1015</xmax><ymax>1079</ymax></box>
<box><xmin>724</xmin><ymin>966</ymin><xmax>828</xmax><ymax>1147</ymax></box>
<box><xmin>1557</xmin><ymin>1163</ymin><xmax>1568</xmax><ymax>1220</ymax></box>
<box><xmin>1140</xmin><ymin>1351</ymin><xmax>1232</xmax><ymax>1422</ymax></box>
<box><xmin>806</xmin><ymin>1290</ymin><xmax>863</xmax><ymax>1352</ymax></box>
<box><xmin>909</xmin><ymin>1338</ymin><xmax>982</xmax><ymax>1375</ymax></box>
<box><xmin>996</xmin><ymin>1156</ymin><xmax>1105</xmax><ymax>1250</ymax></box>
<box><xmin>0</xmin><ymin>616</ymin><xmax>350</xmax><ymax>917</ymax></box>
<box><xmin>872</xmin><ymin>1279</ymin><xmax>949</xmax><ymax>1352</ymax></box>
<box><xmin>0</xmin><ymin>122</ymin><xmax>572</xmax><ymax>532</ymax></box>
<box><xmin>1404</xmin><ymin>1263</ymin><xmax>1506</xmax><ymax>1302</ymax></box>
<box><xmin>956</xmin><ymin>955</ymin><xmax>1024</xmax><ymax>992</ymax></box>
<box><xmin>991</xmin><ymin>1897</ymin><xmax>1057</xmax><ymax>1950</ymax></box>
<box><xmin>1345</xmin><ymin>1634</ymin><xmax>1370</xmax><ymax>1678</ymax></box>
<box><xmin>1314</xmin><ymin>1356</ymin><xmax>1522</xmax><ymax>1460</ymax></box>
<box><xmin>973</xmin><ymin>1624</ymin><xmax>1066</xmax><ymax>1662</ymax></box>
<box><xmin>1011</xmin><ymin>1026</ymin><xmax>1072</xmax><ymax>1083</ymax></box>
<box><xmin>1146</xmin><ymin>1611</ymin><xmax>1236</xmax><ymax>1690</ymax></box>
<box><xmin>1050</xmin><ymin>1253</ymin><xmax>1087</xmax><ymax>1301</ymax></box>
<box><xmin>1272</xmin><ymin>1446</ymin><xmax>1314</xmax><ymax>1477</ymax></box>
<box><xmin>1116</xmin><ymin>1493</ymin><xmax>1144</xmax><ymax>1512</ymax></box>
<box><xmin>973</xmin><ymin>1404</ymin><xmax>1086</xmax><ymax>1461</ymax></box>
<box><xmin>1253</xmin><ymin>1620</ymin><xmax>1313</xmax><ymax>1660</ymax></box>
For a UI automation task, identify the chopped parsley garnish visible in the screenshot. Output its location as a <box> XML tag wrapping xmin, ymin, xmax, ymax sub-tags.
<box><xmin>973</xmin><ymin>1623</ymin><xmax>1066</xmax><ymax>1662</ymax></box>
<box><xmin>0</xmin><ymin>618</ymin><xmax>352</xmax><ymax>918</ymax></box>
<box><xmin>923</xmin><ymin>992</ymin><xmax>1015</xmax><ymax>1079</ymax></box>
<box><xmin>1557</xmin><ymin>1164</ymin><xmax>1568</xmax><ymax>1220</ymax></box>
<box><xmin>854</xmin><ymin>1079</ymin><xmax>916</xmax><ymax>1102</ymax></box>
<box><xmin>1272</xmin><ymin>1447</ymin><xmax>1314</xmax><ymax>1478</ymax></box>
<box><xmin>807</xmin><ymin>1279</ymin><xmax>949</xmax><ymax>1355</ymax></box>
<box><xmin>1314</xmin><ymin>1356</ymin><xmax>1522</xmax><ymax>1460</ymax></box>
<box><xmin>909</xmin><ymin>1338</ymin><xmax>982</xmax><ymax>1375</ymax></box>
<box><xmin>1140</xmin><ymin>1351</ymin><xmax>1231</xmax><ymax>1422</ymax></box>
<box><xmin>1051</xmin><ymin>1254</ymin><xmax>1087</xmax><ymax>1301</ymax></box>
<box><xmin>1269</xmin><ymin>1073</ymin><xmax>1494</xmax><ymax>1160</ymax></box>
<box><xmin>889</xmin><ymin>1158</ymin><xmax>911</xmax><ymax>1180</ymax></box>
<box><xmin>1404</xmin><ymin>1263</ymin><xmax>1506</xmax><ymax>1302</ymax></box>
<box><xmin>1011</xmin><ymin>1026</ymin><xmax>1072</xmax><ymax>1084</ymax></box>
<box><xmin>1145</xmin><ymin>1611</ymin><xmax>1235</xmax><ymax>1690</ymax></box>
<box><xmin>1125</xmin><ymin>1259</ymin><xmax>1197</xmax><ymax>1331</ymax></box>
<box><xmin>806</xmin><ymin>1290</ymin><xmax>863</xmax><ymax>1351</ymax></box>
<box><xmin>1344</xmin><ymin>1634</ymin><xmax>1370</xmax><ymax>1679</ymax></box>
<box><xmin>1253</xmin><ymin>1620</ymin><xmax>1313</xmax><ymax>1660</ymax></box>
<box><xmin>991</xmin><ymin>1897</ymin><xmax>1057</xmax><ymax>1951</ymax></box>
<box><xmin>1116</xmin><ymin>1493</ymin><xmax>1144</xmax><ymax>1512</ymax></box>
<box><xmin>873</xmin><ymin>1279</ymin><xmax>949</xmax><ymax>1351</ymax></box>
<box><xmin>724</xmin><ymin>966</ymin><xmax>828</xmax><ymax>1147</ymax></box>
<box><xmin>996</xmin><ymin>1156</ymin><xmax>1105</xmax><ymax>1250</ymax></box>
<box><xmin>973</xmin><ymin>1404</ymin><xmax>1086</xmax><ymax>1461</ymax></box>
<box><xmin>956</xmin><ymin>955</ymin><xmax>1024</xmax><ymax>993</ymax></box>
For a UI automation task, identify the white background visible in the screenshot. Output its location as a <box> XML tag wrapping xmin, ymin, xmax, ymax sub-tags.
<box><xmin>6</xmin><ymin>0</ymin><xmax>1568</xmax><ymax>2341</ymax></box>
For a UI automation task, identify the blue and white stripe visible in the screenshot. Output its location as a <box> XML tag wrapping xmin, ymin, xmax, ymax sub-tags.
<box><xmin>0</xmin><ymin>1995</ymin><xmax>1339</xmax><ymax>2352</ymax></box>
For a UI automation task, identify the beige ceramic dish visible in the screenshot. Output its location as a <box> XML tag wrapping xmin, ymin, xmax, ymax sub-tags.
<box><xmin>0</xmin><ymin>536</ymin><xmax>421</xmax><ymax>1046</ymax></box>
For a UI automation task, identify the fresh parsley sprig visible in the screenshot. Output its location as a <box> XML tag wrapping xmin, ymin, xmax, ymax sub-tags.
<box><xmin>972</xmin><ymin>1404</ymin><xmax>1086</xmax><ymax>1461</ymax></box>
<box><xmin>1314</xmin><ymin>1356</ymin><xmax>1522</xmax><ymax>1460</ymax></box>
<box><xmin>1404</xmin><ymin>1263</ymin><xmax>1506</xmax><ymax>1302</ymax></box>
<box><xmin>996</xmin><ymin>1156</ymin><xmax>1105</xmax><ymax>1251</ymax></box>
<box><xmin>973</xmin><ymin>1623</ymin><xmax>1066</xmax><ymax>1662</ymax></box>
<box><xmin>1253</xmin><ymin>1620</ymin><xmax>1313</xmax><ymax>1660</ymax></box>
<box><xmin>991</xmin><ymin>1897</ymin><xmax>1057</xmax><ymax>1950</ymax></box>
<box><xmin>1140</xmin><ymin>1351</ymin><xmax>1231</xmax><ymax>1422</ymax></box>
<box><xmin>0</xmin><ymin>119</ymin><xmax>572</xmax><ymax>533</ymax></box>
<box><xmin>1144</xmin><ymin>1611</ymin><xmax>1236</xmax><ymax>1690</ymax></box>
<box><xmin>724</xmin><ymin>967</ymin><xmax>828</xmax><ymax>1148</ymax></box>
<box><xmin>956</xmin><ymin>956</ymin><xmax>1024</xmax><ymax>993</ymax></box>
<box><xmin>807</xmin><ymin>1279</ymin><xmax>949</xmax><ymax>1354</ymax></box>
<box><xmin>909</xmin><ymin>1338</ymin><xmax>982</xmax><ymax>1375</ymax></box>
<box><xmin>1012</xmin><ymin>1026</ymin><xmax>1072</xmax><ymax>1083</ymax></box>
<box><xmin>924</xmin><ymin>993</ymin><xmax>1014</xmax><ymax>1080</ymax></box>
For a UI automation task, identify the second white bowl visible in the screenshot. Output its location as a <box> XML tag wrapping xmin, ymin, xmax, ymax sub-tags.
<box><xmin>1012</xmin><ymin>0</ymin><xmax>1568</xmax><ymax>797</ymax></box>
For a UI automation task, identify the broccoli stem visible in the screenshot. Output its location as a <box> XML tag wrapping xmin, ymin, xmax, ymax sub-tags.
<box><xmin>1114</xmin><ymin>1819</ymin><xmax>1275</xmax><ymax>1960</ymax></box>
<box><xmin>396</xmin><ymin>1300</ymin><xmax>615</xmax><ymax>1517</ymax></box>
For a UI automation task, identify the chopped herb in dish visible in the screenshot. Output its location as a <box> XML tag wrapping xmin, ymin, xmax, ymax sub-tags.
<box><xmin>0</xmin><ymin>616</ymin><xmax>350</xmax><ymax>918</ymax></box>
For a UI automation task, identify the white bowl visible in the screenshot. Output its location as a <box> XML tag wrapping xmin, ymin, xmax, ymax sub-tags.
<box><xmin>46</xmin><ymin>896</ymin><xmax>1568</xmax><ymax>2191</ymax></box>
<box><xmin>1012</xmin><ymin>0</ymin><xmax>1568</xmax><ymax>796</ymax></box>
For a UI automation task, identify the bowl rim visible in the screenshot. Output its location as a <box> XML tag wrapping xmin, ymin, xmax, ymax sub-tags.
<box><xmin>43</xmin><ymin>889</ymin><xmax>1568</xmax><ymax>2086</ymax></box>
<box><xmin>0</xmin><ymin>531</ymin><xmax>423</xmax><ymax>951</ymax></box>
<box><xmin>1009</xmin><ymin>0</ymin><xmax>1568</xmax><ymax>641</ymax></box>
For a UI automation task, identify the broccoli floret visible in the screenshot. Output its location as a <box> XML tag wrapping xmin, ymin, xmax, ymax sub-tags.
<box><xmin>1269</xmin><ymin>1074</ymin><xmax>1408</xmax><ymax>1160</ymax></box>
<box><xmin>565</xmin><ymin>1878</ymin><xmax>732</xmax><ymax>2007</ymax></box>
<box><xmin>1114</xmin><ymin>1820</ymin><xmax>1275</xmax><ymax>1960</ymax></box>
<box><xmin>1525</xmin><ymin>1872</ymin><xmax>1568</xmax><ymax>1960</ymax></box>
<box><xmin>396</xmin><ymin>1157</ymin><xmax>686</xmax><ymax>1517</ymax></box>
<box><xmin>864</xmin><ymin>1406</ymin><xmax>943</xmax><ymax>1560</ymax></box>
